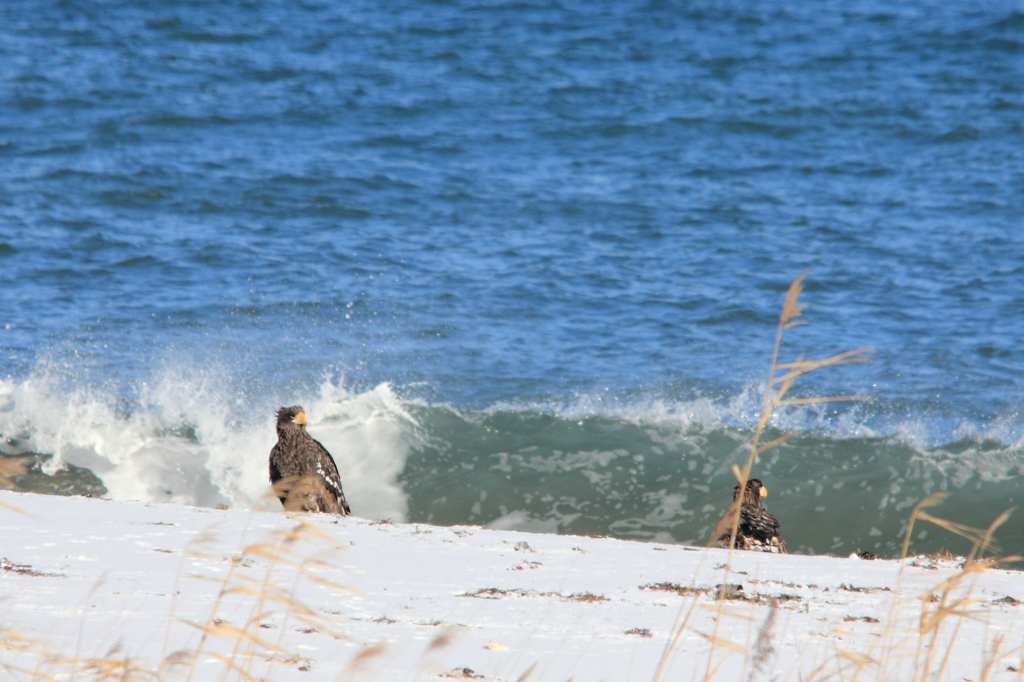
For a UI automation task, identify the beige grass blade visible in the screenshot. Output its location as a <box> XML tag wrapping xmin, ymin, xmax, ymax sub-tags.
<box><xmin>756</xmin><ymin>433</ymin><xmax>794</xmax><ymax>455</ymax></box>
<box><xmin>968</xmin><ymin>507</ymin><xmax>1015</xmax><ymax>561</ymax></box>
<box><xmin>780</xmin><ymin>271</ymin><xmax>808</xmax><ymax>328</ymax></box>
<box><xmin>711</xmin><ymin>502</ymin><xmax>741</xmax><ymax>550</ymax></box>
<box><xmin>0</xmin><ymin>500</ymin><xmax>37</xmax><ymax>518</ymax></box>
<box><xmin>774</xmin><ymin>348</ymin><xmax>873</xmax><ymax>372</ymax></box>
<box><xmin>697</xmin><ymin>632</ymin><xmax>745</xmax><ymax>654</ymax></box>
<box><xmin>915</xmin><ymin>511</ymin><xmax>1001</xmax><ymax>556</ymax></box>
<box><xmin>837</xmin><ymin>649</ymin><xmax>876</xmax><ymax>669</ymax></box>
<box><xmin>772</xmin><ymin>350</ymin><xmax>872</xmax><ymax>392</ymax></box>
<box><xmin>901</xmin><ymin>492</ymin><xmax>951</xmax><ymax>559</ymax></box>
<box><xmin>777</xmin><ymin>395</ymin><xmax>872</xmax><ymax>406</ymax></box>
<box><xmin>516</xmin><ymin>662</ymin><xmax>539</xmax><ymax>682</ymax></box>
<box><xmin>0</xmin><ymin>457</ymin><xmax>30</xmax><ymax>493</ymax></box>
<box><xmin>206</xmin><ymin>652</ymin><xmax>266</xmax><ymax>681</ymax></box>
<box><xmin>179</xmin><ymin>619</ymin><xmax>287</xmax><ymax>653</ymax></box>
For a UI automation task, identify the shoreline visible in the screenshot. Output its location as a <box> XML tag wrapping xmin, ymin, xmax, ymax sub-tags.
<box><xmin>2</xmin><ymin>490</ymin><xmax>1022</xmax><ymax>681</ymax></box>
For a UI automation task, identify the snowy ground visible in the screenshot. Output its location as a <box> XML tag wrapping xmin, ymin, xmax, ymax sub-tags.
<box><xmin>2</xmin><ymin>491</ymin><xmax>1022</xmax><ymax>682</ymax></box>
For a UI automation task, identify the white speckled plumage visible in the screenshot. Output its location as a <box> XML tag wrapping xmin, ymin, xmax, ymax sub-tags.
<box><xmin>269</xmin><ymin>405</ymin><xmax>351</xmax><ymax>515</ymax></box>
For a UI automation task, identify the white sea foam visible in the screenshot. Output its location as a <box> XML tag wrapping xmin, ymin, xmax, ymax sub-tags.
<box><xmin>2</xmin><ymin>364</ymin><xmax>1021</xmax><ymax>557</ymax></box>
<box><xmin>497</xmin><ymin>384</ymin><xmax>1022</xmax><ymax>456</ymax></box>
<box><xmin>485</xmin><ymin>389</ymin><xmax>757</xmax><ymax>431</ymax></box>
<box><xmin>0</xmin><ymin>372</ymin><xmax>418</xmax><ymax>520</ymax></box>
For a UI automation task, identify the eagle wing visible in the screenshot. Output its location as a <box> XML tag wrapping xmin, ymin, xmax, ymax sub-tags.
<box><xmin>716</xmin><ymin>505</ymin><xmax>786</xmax><ymax>553</ymax></box>
<box><xmin>269</xmin><ymin>432</ymin><xmax>351</xmax><ymax>516</ymax></box>
<box><xmin>269</xmin><ymin>441</ymin><xmax>287</xmax><ymax>485</ymax></box>
<box><xmin>738</xmin><ymin>506</ymin><xmax>786</xmax><ymax>553</ymax></box>
<box><xmin>308</xmin><ymin>436</ymin><xmax>351</xmax><ymax>515</ymax></box>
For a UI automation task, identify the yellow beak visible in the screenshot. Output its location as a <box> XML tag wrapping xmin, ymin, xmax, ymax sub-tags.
<box><xmin>760</xmin><ymin>486</ymin><xmax>768</xmax><ymax>498</ymax></box>
<box><xmin>293</xmin><ymin>412</ymin><xmax>307</xmax><ymax>426</ymax></box>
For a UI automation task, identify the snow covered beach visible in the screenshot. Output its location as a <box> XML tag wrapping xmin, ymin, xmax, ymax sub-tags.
<box><xmin>2</xmin><ymin>490</ymin><xmax>1022</xmax><ymax>681</ymax></box>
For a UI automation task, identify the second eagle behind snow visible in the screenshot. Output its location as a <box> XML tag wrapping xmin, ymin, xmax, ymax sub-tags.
<box><xmin>715</xmin><ymin>478</ymin><xmax>786</xmax><ymax>553</ymax></box>
<box><xmin>269</xmin><ymin>405</ymin><xmax>351</xmax><ymax>515</ymax></box>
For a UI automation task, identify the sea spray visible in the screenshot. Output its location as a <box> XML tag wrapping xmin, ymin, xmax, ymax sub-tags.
<box><xmin>299</xmin><ymin>380</ymin><xmax>417</xmax><ymax>521</ymax></box>
<box><xmin>2</xmin><ymin>372</ymin><xmax>1022</xmax><ymax>558</ymax></box>
<box><xmin>0</xmin><ymin>373</ymin><xmax>416</xmax><ymax>518</ymax></box>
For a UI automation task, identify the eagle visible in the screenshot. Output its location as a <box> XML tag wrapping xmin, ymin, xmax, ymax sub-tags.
<box><xmin>713</xmin><ymin>478</ymin><xmax>785</xmax><ymax>553</ymax></box>
<box><xmin>269</xmin><ymin>406</ymin><xmax>351</xmax><ymax>515</ymax></box>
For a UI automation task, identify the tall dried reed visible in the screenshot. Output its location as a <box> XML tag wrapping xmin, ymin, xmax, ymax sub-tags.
<box><xmin>712</xmin><ymin>272</ymin><xmax>870</xmax><ymax>552</ymax></box>
<box><xmin>700</xmin><ymin>273</ymin><xmax>869</xmax><ymax>680</ymax></box>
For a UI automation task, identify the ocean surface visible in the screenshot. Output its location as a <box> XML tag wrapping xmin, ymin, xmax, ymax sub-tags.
<box><xmin>1</xmin><ymin>0</ymin><xmax>1022</xmax><ymax>558</ymax></box>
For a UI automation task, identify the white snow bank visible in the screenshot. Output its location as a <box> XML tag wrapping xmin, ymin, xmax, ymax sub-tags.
<box><xmin>1</xmin><ymin>490</ymin><xmax>1022</xmax><ymax>681</ymax></box>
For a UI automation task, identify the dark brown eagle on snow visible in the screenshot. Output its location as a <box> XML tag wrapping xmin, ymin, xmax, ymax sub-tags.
<box><xmin>269</xmin><ymin>406</ymin><xmax>351</xmax><ymax>515</ymax></box>
<box><xmin>714</xmin><ymin>478</ymin><xmax>785</xmax><ymax>553</ymax></box>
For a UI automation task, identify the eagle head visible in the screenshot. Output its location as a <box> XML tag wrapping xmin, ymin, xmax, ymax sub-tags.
<box><xmin>734</xmin><ymin>478</ymin><xmax>768</xmax><ymax>507</ymax></box>
<box><xmin>276</xmin><ymin>405</ymin><xmax>308</xmax><ymax>429</ymax></box>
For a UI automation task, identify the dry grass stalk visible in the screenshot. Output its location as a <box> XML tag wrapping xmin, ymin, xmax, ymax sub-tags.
<box><xmin>703</xmin><ymin>273</ymin><xmax>870</xmax><ymax>681</ymax></box>
<box><xmin>899</xmin><ymin>492</ymin><xmax>952</xmax><ymax>561</ymax></box>
<box><xmin>192</xmin><ymin>515</ymin><xmax>351</xmax><ymax>681</ymax></box>
<box><xmin>912</xmin><ymin>512</ymin><xmax>1018</xmax><ymax>682</ymax></box>
<box><xmin>714</xmin><ymin>272</ymin><xmax>870</xmax><ymax>554</ymax></box>
<box><xmin>273</xmin><ymin>475</ymin><xmax>344</xmax><ymax>514</ymax></box>
<box><xmin>0</xmin><ymin>458</ymin><xmax>35</xmax><ymax>518</ymax></box>
<box><xmin>799</xmin><ymin>648</ymin><xmax>876</xmax><ymax>682</ymax></box>
<box><xmin>650</xmin><ymin>552</ymin><xmax>711</xmax><ymax>682</ymax></box>
<box><xmin>340</xmin><ymin>641</ymin><xmax>389</xmax><ymax>679</ymax></box>
<box><xmin>515</xmin><ymin>662</ymin><xmax>538</xmax><ymax>682</ymax></box>
<box><xmin>0</xmin><ymin>456</ymin><xmax>29</xmax><ymax>488</ymax></box>
<box><xmin>979</xmin><ymin>634</ymin><xmax>1006</xmax><ymax>682</ymax></box>
<box><xmin>0</xmin><ymin>504</ymin><xmax>352</xmax><ymax>682</ymax></box>
<box><xmin>840</xmin><ymin>492</ymin><xmax>1021</xmax><ymax>682</ymax></box>
<box><xmin>746</xmin><ymin>599</ymin><xmax>778</xmax><ymax>681</ymax></box>
<box><xmin>686</xmin><ymin>278</ymin><xmax>1016</xmax><ymax>682</ymax></box>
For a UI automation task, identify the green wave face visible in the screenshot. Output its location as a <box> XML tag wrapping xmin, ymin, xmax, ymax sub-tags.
<box><xmin>399</xmin><ymin>406</ymin><xmax>1024</xmax><ymax>559</ymax></box>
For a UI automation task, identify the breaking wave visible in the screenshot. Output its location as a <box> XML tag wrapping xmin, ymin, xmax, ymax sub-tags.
<box><xmin>1</xmin><ymin>369</ymin><xmax>1022</xmax><ymax>559</ymax></box>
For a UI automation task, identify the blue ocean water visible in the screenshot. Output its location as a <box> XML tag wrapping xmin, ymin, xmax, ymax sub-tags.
<box><xmin>1</xmin><ymin>0</ymin><xmax>1022</xmax><ymax>557</ymax></box>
